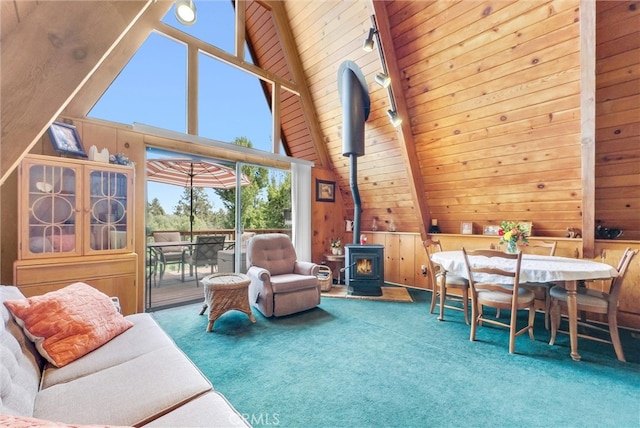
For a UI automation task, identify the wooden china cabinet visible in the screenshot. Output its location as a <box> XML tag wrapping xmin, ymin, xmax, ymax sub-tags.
<box><xmin>13</xmin><ymin>154</ymin><xmax>138</xmax><ymax>314</ymax></box>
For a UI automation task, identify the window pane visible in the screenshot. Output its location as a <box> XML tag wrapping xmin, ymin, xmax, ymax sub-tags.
<box><xmin>162</xmin><ymin>1</ymin><xmax>236</xmax><ymax>56</ymax></box>
<box><xmin>198</xmin><ymin>53</ymin><xmax>272</xmax><ymax>151</ymax></box>
<box><xmin>89</xmin><ymin>33</ymin><xmax>187</xmax><ymax>133</ymax></box>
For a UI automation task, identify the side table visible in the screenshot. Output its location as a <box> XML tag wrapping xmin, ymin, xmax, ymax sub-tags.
<box><xmin>324</xmin><ymin>253</ymin><xmax>345</xmax><ymax>284</ymax></box>
<box><xmin>199</xmin><ymin>273</ymin><xmax>256</xmax><ymax>332</ymax></box>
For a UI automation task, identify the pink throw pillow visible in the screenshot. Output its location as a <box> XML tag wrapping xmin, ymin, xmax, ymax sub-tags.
<box><xmin>4</xmin><ymin>282</ymin><xmax>133</xmax><ymax>367</ymax></box>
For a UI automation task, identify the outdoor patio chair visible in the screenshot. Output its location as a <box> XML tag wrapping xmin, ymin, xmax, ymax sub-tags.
<box><xmin>184</xmin><ymin>235</ymin><xmax>227</xmax><ymax>282</ymax></box>
<box><xmin>152</xmin><ymin>231</ymin><xmax>185</xmax><ymax>284</ymax></box>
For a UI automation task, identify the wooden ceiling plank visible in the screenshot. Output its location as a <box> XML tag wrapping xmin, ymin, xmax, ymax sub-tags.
<box><xmin>1</xmin><ymin>0</ymin><xmax>154</xmax><ymax>186</ymax></box>
<box><xmin>372</xmin><ymin>0</ymin><xmax>431</xmax><ymax>240</ymax></box>
<box><xmin>269</xmin><ymin>1</ymin><xmax>331</xmax><ymax>168</ymax></box>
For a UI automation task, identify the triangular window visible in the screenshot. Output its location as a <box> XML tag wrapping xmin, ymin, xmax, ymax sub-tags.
<box><xmin>89</xmin><ymin>1</ymin><xmax>276</xmax><ymax>153</ymax></box>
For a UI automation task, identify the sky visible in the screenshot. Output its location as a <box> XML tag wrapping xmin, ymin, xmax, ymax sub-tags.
<box><xmin>88</xmin><ymin>1</ymin><xmax>277</xmax><ymax>213</ymax></box>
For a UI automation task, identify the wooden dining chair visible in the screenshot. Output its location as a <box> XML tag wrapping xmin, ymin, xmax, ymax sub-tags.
<box><xmin>424</xmin><ymin>239</ymin><xmax>469</xmax><ymax>324</ymax></box>
<box><xmin>519</xmin><ymin>240</ymin><xmax>558</xmax><ymax>330</ymax></box>
<box><xmin>549</xmin><ymin>247</ymin><xmax>637</xmax><ymax>362</ymax></box>
<box><xmin>462</xmin><ymin>248</ymin><xmax>535</xmax><ymax>354</ymax></box>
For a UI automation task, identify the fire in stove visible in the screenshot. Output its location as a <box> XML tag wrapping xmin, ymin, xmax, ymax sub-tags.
<box><xmin>356</xmin><ymin>258</ymin><xmax>373</xmax><ymax>275</ymax></box>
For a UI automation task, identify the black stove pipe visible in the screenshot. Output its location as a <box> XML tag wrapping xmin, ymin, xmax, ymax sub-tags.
<box><xmin>349</xmin><ymin>155</ymin><xmax>361</xmax><ymax>244</ymax></box>
<box><xmin>338</xmin><ymin>60</ymin><xmax>370</xmax><ymax>244</ymax></box>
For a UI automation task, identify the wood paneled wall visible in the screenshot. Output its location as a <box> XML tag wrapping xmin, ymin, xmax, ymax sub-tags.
<box><xmin>286</xmin><ymin>0</ymin><xmax>639</xmax><ymax>242</ymax></box>
<box><xmin>594</xmin><ymin>1</ymin><xmax>640</xmax><ymax>240</ymax></box>
<box><xmin>284</xmin><ymin>1</ymin><xmax>420</xmax><ymax>235</ymax></box>
<box><xmin>392</xmin><ymin>0</ymin><xmax>584</xmax><ymax>237</ymax></box>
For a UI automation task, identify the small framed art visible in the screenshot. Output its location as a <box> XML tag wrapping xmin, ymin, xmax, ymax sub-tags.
<box><xmin>316</xmin><ymin>179</ymin><xmax>335</xmax><ymax>202</ymax></box>
<box><xmin>48</xmin><ymin>121</ymin><xmax>87</xmax><ymax>158</ymax></box>
<box><xmin>460</xmin><ymin>222</ymin><xmax>473</xmax><ymax>235</ymax></box>
<box><xmin>483</xmin><ymin>225</ymin><xmax>501</xmax><ymax>236</ymax></box>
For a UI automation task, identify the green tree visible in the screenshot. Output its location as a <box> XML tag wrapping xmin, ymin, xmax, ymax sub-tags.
<box><xmin>214</xmin><ymin>137</ymin><xmax>269</xmax><ymax>229</ymax></box>
<box><xmin>174</xmin><ymin>187</ymin><xmax>214</xmax><ymax>229</ymax></box>
<box><xmin>262</xmin><ymin>171</ymin><xmax>291</xmax><ymax>228</ymax></box>
<box><xmin>147</xmin><ymin>197</ymin><xmax>166</xmax><ymax>216</ymax></box>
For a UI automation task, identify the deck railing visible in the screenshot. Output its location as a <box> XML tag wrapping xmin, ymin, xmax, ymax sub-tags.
<box><xmin>146</xmin><ymin>228</ymin><xmax>291</xmax><ymax>243</ymax></box>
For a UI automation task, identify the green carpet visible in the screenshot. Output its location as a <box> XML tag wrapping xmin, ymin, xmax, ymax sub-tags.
<box><xmin>153</xmin><ymin>289</ymin><xmax>640</xmax><ymax>428</ymax></box>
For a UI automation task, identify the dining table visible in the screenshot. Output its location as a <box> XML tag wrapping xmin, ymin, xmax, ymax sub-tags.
<box><xmin>430</xmin><ymin>251</ymin><xmax>619</xmax><ymax>361</ymax></box>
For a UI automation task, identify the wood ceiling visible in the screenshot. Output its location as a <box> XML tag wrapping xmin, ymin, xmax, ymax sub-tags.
<box><xmin>1</xmin><ymin>0</ymin><xmax>638</xmax><ymax>246</ymax></box>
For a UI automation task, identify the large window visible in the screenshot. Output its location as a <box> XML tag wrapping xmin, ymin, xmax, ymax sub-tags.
<box><xmin>198</xmin><ymin>54</ymin><xmax>272</xmax><ymax>149</ymax></box>
<box><xmin>88</xmin><ymin>32</ymin><xmax>187</xmax><ymax>133</ymax></box>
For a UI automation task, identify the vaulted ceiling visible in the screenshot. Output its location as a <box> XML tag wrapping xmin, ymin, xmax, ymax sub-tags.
<box><xmin>1</xmin><ymin>0</ymin><xmax>429</xmax><ymax>235</ymax></box>
<box><xmin>2</xmin><ymin>0</ymin><xmax>639</xmax><ymax>246</ymax></box>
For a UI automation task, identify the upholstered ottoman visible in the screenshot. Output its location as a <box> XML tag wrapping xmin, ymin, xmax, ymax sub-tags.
<box><xmin>199</xmin><ymin>273</ymin><xmax>256</xmax><ymax>332</ymax></box>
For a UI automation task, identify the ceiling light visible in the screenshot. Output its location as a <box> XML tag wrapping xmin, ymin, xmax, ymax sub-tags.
<box><xmin>362</xmin><ymin>28</ymin><xmax>375</xmax><ymax>52</ymax></box>
<box><xmin>387</xmin><ymin>110</ymin><xmax>402</xmax><ymax>128</ymax></box>
<box><xmin>175</xmin><ymin>0</ymin><xmax>197</xmax><ymax>26</ymax></box>
<box><xmin>375</xmin><ymin>73</ymin><xmax>391</xmax><ymax>88</ymax></box>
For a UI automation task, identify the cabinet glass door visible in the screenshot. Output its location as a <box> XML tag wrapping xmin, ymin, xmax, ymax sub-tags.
<box><xmin>26</xmin><ymin>163</ymin><xmax>80</xmax><ymax>256</ymax></box>
<box><xmin>88</xmin><ymin>169</ymin><xmax>129</xmax><ymax>251</ymax></box>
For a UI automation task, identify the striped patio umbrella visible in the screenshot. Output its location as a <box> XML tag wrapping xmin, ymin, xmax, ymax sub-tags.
<box><xmin>146</xmin><ymin>158</ymin><xmax>250</xmax><ymax>237</ymax></box>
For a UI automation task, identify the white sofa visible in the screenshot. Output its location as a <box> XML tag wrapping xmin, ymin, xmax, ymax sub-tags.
<box><xmin>0</xmin><ymin>285</ymin><xmax>250</xmax><ymax>427</ymax></box>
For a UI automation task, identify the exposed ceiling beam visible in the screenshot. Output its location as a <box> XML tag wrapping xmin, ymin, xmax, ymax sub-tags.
<box><xmin>267</xmin><ymin>1</ymin><xmax>332</xmax><ymax>168</ymax></box>
<box><xmin>372</xmin><ymin>1</ymin><xmax>431</xmax><ymax>240</ymax></box>
<box><xmin>1</xmin><ymin>0</ymin><xmax>156</xmax><ymax>186</ymax></box>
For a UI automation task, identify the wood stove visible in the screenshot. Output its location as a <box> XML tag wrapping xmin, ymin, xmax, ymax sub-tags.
<box><xmin>344</xmin><ymin>244</ymin><xmax>384</xmax><ymax>296</ymax></box>
<box><xmin>338</xmin><ymin>61</ymin><xmax>383</xmax><ymax>296</ymax></box>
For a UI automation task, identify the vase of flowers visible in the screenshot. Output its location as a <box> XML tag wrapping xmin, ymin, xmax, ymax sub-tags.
<box><xmin>330</xmin><ymin>238</ymin><xmax>342</xmax><ymax>255</ymax></box>
<box><xmin>499</xmin><ymin>221</ymin><xmax>530</xmax><ymax>254</ymax></box>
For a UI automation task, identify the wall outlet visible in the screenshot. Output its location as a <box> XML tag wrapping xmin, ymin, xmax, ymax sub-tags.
<box><xmin>421</xmin><ymin>265</ymin><xmax>427</xmax><ymax>276</ymax></box>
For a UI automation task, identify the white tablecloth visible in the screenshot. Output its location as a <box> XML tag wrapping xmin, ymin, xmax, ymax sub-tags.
<box><xmin>431</xmin><ymin>251</ymin><xmax>618</xmax><ymax>284</ymax></box>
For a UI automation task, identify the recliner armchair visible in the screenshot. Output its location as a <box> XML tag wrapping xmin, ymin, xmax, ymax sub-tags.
<box><xmin>246</xmin><ymin>233</ymin><xmax>320</xmax><ymax>317</ymax></box>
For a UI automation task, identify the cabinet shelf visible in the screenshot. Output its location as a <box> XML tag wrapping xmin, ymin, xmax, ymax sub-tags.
<box><xmin>14</xmin><ymin>154</ymin><xmax>138</xmax><ymax>315</ymax></box>
<box><xmin>19</xmin><ymin>154</ymin><xmax>134</xmax><ymax>259</ymax></box>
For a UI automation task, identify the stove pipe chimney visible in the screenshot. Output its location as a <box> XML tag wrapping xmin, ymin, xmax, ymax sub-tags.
<box><xmin>338</xmin><ymin>60</ymin><xmax>370</xmax><ymax>244</ymax></box>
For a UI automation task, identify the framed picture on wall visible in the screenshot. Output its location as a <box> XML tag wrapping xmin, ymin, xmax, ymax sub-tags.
<box><xmin>483</xmin><ymin>225</ymin><xmax>501</xmax><ymax>236</ymax></box>
<box><xmin>48</xmin><ymin>122</ymin><xmax>87</xmax><ymax>158</ymax></box>
<box><xmin>316</xmin><ymin>179</ymin><xmax>335</xmax><ymax>202</ymax></box>
<box><xmin>460</xmin><ymin>222</ymin><xmax>473</xmax><ymax>235</ymax></box>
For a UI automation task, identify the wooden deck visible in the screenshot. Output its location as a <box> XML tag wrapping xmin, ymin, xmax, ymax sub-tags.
<box><xmin>145</xmin><ymin>265</ymin><xmax>220</xmax><ymax>312</ymax></box>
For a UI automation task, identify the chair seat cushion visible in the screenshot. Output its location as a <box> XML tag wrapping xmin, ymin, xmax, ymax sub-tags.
<box><xmin>438</xmin><ymin>274</ymin><xmax>468</xmax><ymax>287</ymax></box>
<box><xmin>549</xmin><ymin>286</ymin><xmax>609</xmax><ymax>311</ymax></box>
<box><xmin>477</xmin><ymin>286</ymin><xmax>534</xmax><ymax>305</ymax></box>
<box><xmin>270</xmin><ymin>274</ymin><xmax>318</xmax><ymax>293</ymax></box>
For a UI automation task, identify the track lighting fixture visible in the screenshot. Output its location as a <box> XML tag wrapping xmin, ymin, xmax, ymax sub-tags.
<box><xmin>175</xmin><ymin>0</ymin><xmax>197</xmax><ymax>26</ymax></box>
<box><xmin>362</xmin><ymin>28</ymin><xmax>376</xmax><ymax>52</ymax></box>
<box><xmin>387</xmin><ymin>110</ymin><xmax>402</xmax><ymax>128</ymax></box>
<box><xmin>375</xmin><ymin>72</ymin><xmax>391</xmax><ymax>88</ymax></box>
<box><xmin>363</xmin><ymin>15</ymin><xmax>403</xmax><ymax>128</ymax></box>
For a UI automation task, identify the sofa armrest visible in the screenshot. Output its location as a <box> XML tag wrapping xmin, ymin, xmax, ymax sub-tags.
<box><xmin>294</xmin><ymin>261</ymin><xmax>319</xmax><ymax>276</ymax></box>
